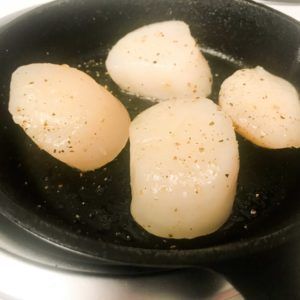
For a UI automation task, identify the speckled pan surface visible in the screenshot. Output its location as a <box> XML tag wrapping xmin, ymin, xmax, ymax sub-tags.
<box><xmin>0</xmin><ymin>0</ymin><xmax>299</xmax><ymax>266</ymax></box>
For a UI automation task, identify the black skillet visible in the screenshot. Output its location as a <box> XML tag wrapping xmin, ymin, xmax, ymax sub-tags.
<box><xmin>0</xmin><ymin>0</ymin><xmax>299</xmax><ymax>276</ymax></box>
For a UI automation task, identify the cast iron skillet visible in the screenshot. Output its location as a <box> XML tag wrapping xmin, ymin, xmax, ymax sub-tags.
<box><xmin>0</xmin><ymin>0</ymin><xmax>299</xmax><ymax>267</ymax></box>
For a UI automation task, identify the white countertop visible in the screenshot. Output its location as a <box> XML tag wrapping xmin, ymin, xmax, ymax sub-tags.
<box><xmin>256</xmin><ymin>0</ymin><xmax>300</xmax><ymax>21</ymax></box>
<box><xmin>0</xmin><ymin>0</ymin><xmax>52</xmax><ymax>19</ymax></box>
<box><xmin>0</xmin><ymin>0</ymin><xmax>300</xmax><ymax>21</ymax></box>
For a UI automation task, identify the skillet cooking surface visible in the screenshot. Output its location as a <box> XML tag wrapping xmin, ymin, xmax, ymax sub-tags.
<box><xmin>0</xmin><ymin>0</ymin><xmax>299</xmax><ymax>265</ymax></box>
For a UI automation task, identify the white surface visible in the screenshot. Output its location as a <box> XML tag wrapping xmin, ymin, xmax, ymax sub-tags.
<box><xmin>0</xmin><ymin>1</ymin><xmax>299</xmax><ymax>21</ymax></box>
<box><xmin>0</xmin><ymin>0</ymin><xmax>53</xmax><ymax>19</ymax></box>
<box><xmin>256</xmin><ymin>1</ymin><xmax>300</xmax><ymax>21</ymax></box>
<box><xmin>0</xmin><ymin>251</ymin><xmax>241</xmax><ymax>300</ymax></box>
<box><xmin>0</xmin><ymin>0</ymin><xmax>300</xmax><ymax>21</ymax></box>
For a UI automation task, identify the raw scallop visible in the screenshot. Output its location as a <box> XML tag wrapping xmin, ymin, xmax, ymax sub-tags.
<box><xmin>130</xmin><ymin>99</ymin><xmax>239</xmax><ymax>239</ymax></box>
<box><xmin>9</xmin><ymin>63</ymin><xmax>130</xmax><ymax>171</ymax></box>
<box><xmin>219</xmin><ymin>66</ymin><xmax>300</xmax><ymax>149</ymax></box>
<box><xmin>106</xmin><ymin>20</ymin><xmax>212</xmax><ymax>101</ymax></box>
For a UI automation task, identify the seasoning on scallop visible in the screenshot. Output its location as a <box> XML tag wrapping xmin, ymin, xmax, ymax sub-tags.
<box><xmin>106</xmin><ymin>20</ymin><xmax>212</xmax><ymax>101</ymax></box>
<box><xmin>130</xmin><ymin>98</ymin><xmax>239</xmax><ymax>239</ymax></box>
<box><xmin>219</xmin><ymin>66</ymin><xmax>300</xmax><ymax>149</ymax></box>
<box><xmin>9</xmin><ymin>63</ymin><xmax>130</xmax><ymax>171</ymax></box>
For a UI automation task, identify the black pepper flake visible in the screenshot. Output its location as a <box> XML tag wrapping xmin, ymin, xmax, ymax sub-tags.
<box><xmin>225</xmin><ymin>174</ymin><xmax>229</xmax><ymax>178</ymax></box>
<box><xmin>209</xmin><ymin>121</ymin><xmax>215</xmax><ymax>126</ymax></box>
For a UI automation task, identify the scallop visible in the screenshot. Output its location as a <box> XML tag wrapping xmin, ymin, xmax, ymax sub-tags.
<box><xmin>130</xmin><ymin>99</ymin><xmax>239</xmax><ymax>239</ymax></box>
<box><xmin>219</xmin><ymin>66</ymin><xmax>300</xmax><ymax>149</ymax></box>
<box><xmin>106</xmin><ymin>20</ymin><xmax>212</xmax><ymax>101</ymax></box>
<box><xmin>9</xmin><ymin>63</ymin><xmax>130</xmax><ymax>171</ymax></box>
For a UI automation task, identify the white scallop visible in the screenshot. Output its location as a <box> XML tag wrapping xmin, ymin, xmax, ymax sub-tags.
<box><xmin>106</xmin><ymin>20</ymin><xmax>212</xmax><ymax>101</ymax></box>
<box><xmin>130</xmin><ymin>99</ymin><xmax>239</xmax><ymax>239</ymax></box>
<box><xmin>9</xmin><ymin>63</ymin><xmax>130</xmax><ymax>171</ymax></box>
<box><xmin>219</xmin><ymin>66</ymin><xmax>300</xmax><ymax>149</ymax></box>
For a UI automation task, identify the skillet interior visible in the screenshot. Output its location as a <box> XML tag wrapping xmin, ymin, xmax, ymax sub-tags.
<box><xmin>0</xmin><ymin>0</ymin><xmax>299</xmax><ymax>265</ymax></box>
